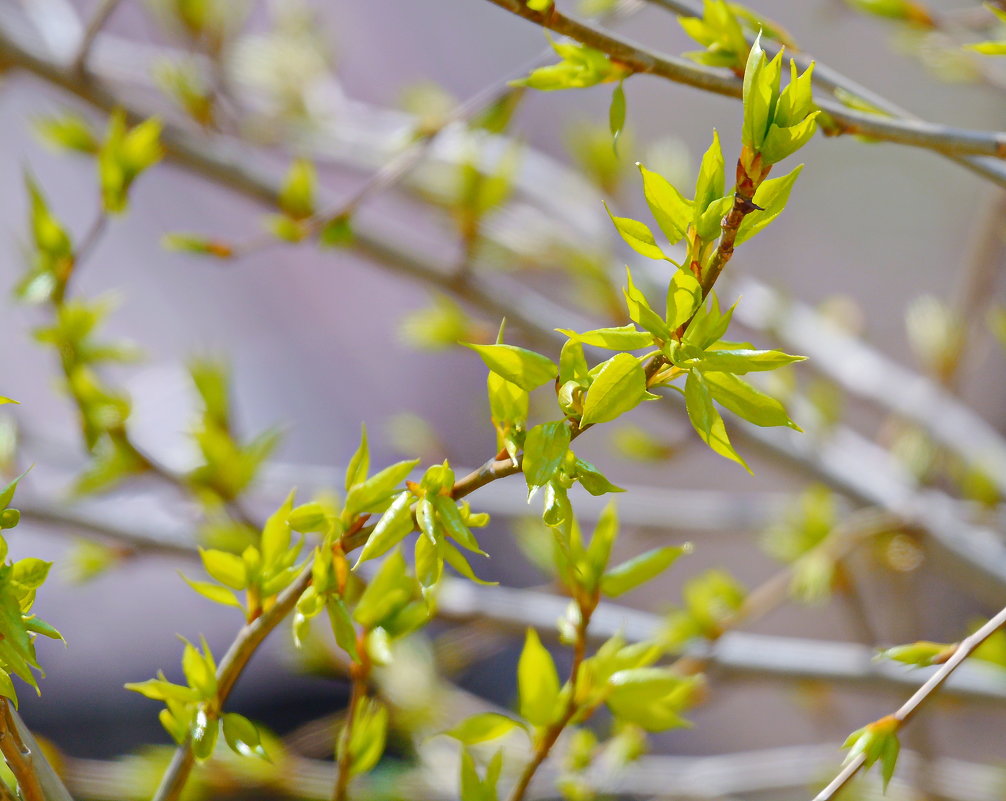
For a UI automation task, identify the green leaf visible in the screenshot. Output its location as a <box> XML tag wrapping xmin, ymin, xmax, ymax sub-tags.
<box><xmin>327</xmin><ymin>597</ymin><xmax>359</xmax><ymax>661</ymax></box>
<box><xmin>638</xmin><ymin>163</ymin><xmax>692</xmax><ymax>244</ymax></box>
<box><xmin>609</xmin><ymin>81</ymin><xmax>626</xmax><ymax>154</ymax></box>
<box><xmin>741</xmin><ymin>37</ymin><xmax>783</xmax><ymax>152</ymax></box>
<box><xmin>345</xmin><ymin>698</ymin><xmax>388</xmax><ymax>776</ymax></box>
<box><xmin>624</xmin><ymin>267</ymin><xmax>672</xmax><ymax>340</ymax></box>
<box><xmin>346</xmin><ymin>423</ymin><xmax>370</xmax><ymax>491</ymax></box>
<box><xmin>559</xmin><ymin>339</ymin><xmax>589</xmax><ymax>384</ymax></box>
<box><xmin>759</xmin><ymin>112</ymin><xmax>820</xmax><ymax>165</ymax></box>
<box><xmin>278</xmin><ymin>158</ymin><xmax>316</xmax><ymax>220</ymax></box>
<box><xmin>199</xmin><ymin>548</ymin><xmax>247</xmax><ymax>590</ymax></box>
<box><xmin>695</xmin><ymin>195</ymin><xmax>734</xmax><ymax>241</ymax></box>
<box><xmin>605</xmin><ymin>204</ymin><xmax>666</xmax><ymax>260</ymax></box>
<box><xmin>180</xmin><ymin>575</ymin><xmax>244</xmax><ymax>609</ymax></box>
<box><xmin>191</xmin><ymin>708</ymin><xmax>219</xmax><ymax>760</ymax></box>
<box><xmin>601</xmin><ymin>545</ymin><xmax>690</xmax><ymax>597</ymax></box>
<box><xmin>518</xmin><ymin>628</ymin><xmax>560</xmax><ymax>726</ymax></box>
<box><xmin>353</xmin><ymin>549</ymin><xmax>415</xmax><ymax>629</ymax></box>
<box><xmin>162</xmin><ymin>233</ymin><xmax>233</xmax><ymax>258</ymax></box>
<box><xmin>10</xmin><ymin>558</ymin><xmax>50</xmax><ymax>589</ymax></box>
<box><xmin>344</xmin><ymin>459</ymin><xmax>421</xmax><ymax>518</ymax></box>
<box><xmin>735</xmin><ymin>164</ymin><xmax>803</xmax><ymax>245</ymax></box>
<box><xmin>442</xmin><ymin>541</ymin><xmax>496</xmax><ymax>585</ymax></box>
<box><xmin>774</xmin><ymin>61</ymin><xmax>816</xmax><ymax>128</ymax></box>
<box><xmin>605</xmin><ymin>668</ymin><xmax>695</xmax><ymax>731</ymax></box>
<box><xmin>876</xmin><ymin>640</ymin><xmax>957</xmax><ymax>668</ymax></box>
<box><xmin>557</xmin><ymin>324</ymin><xmax>654</xmax><ymax>351</ymax></box>
<box><xmin>683</xmin><ymin>292</ymin><xmax>736</xmax><ymax>349</ymax></box>
<box><xmin>704</xmin><ymin>371</ymin><xmax>800</xmax><ymax>429</ymax></box>
<box><xmin>124</xmin><ymin>675</ymin><xmax>199</xmax><ymax>703</ymax></box>
<box><xmin>464</xmin><ymin>343</ymin><xmax>558</xmax><ymax>392</ymax></box>
<box><xmin>581</xmin><ymin>353</ymin><xmax>658</xmax><ymax>426</ymax></box>
<box><xmin>666</xmin><ymin>270</ymin><xmax>703</xmax><ymax>330</ymax></box>
<box><xmin>415</xmin><ymin>530</ymin><xmax>443</xmax><ymax>588</ymax></box>
<box><xmin>432</xmin><ymin>495</ymin><xmax>486</xmax><ymax>555</ymax></box>
<box><xmin>444</xmin><ymin>712</ymin><xmax>525</xmax><ymax>744</ymax></box>
<box><xmin>34</xmin><ymin>112</ymin><xmax>99</xmax><ymax>154</ymax></box>
<box><xmin>684</xmin><ymin>371</ymin><xmax>749</xmax><ymax>471</ymax></box>
<box><xmin>693</xmin><ymin>130</ymin><xmax>725</xmax><ymax>213</ymax></box>
<box><xmin>416</xmin><ymin>497</ymin><xmax>439</xmax><ymax>546</ymax></box>
<box><xmin>584</xmin><ymin>502</ymin><xmax>619</xmax><ymax>584</ymax></box>
<box><xmin>967</xmin><ymin>40</ymin><xmax>1006</xmax><ymax>54</ymax></box>
<box><xmin>261</xmin><ymin>490</ymin><xmax>295</xmax><ymax>570</ymax></box>
<box><xmin>181</xmin><ymin>639</ymin><xmax>217</xmax><ymax>699</ymax></box>
<box><xmin>354</xmin><ymin>491</ymin><xmax>414</xmax><ymax>567</ymax></box>
<box><xmin>523</xmin><ymin>421</ymin><xmax>572</xmax><ymax>495</ymax></box>
<box><xmin>222</xmin><ymin>712</ymin><xmax>270</xmax><ymax>761</ymax></box>
<box><xmin>0</xmin><ymin>469</ymin><xmax>29</xmax><ymax>510</ymax></box>
<box><xmin>0</xmin><ymin>671</ymin><xmax>18</xmax><ymax>707</ymax></box>
<box><xmin>693</xmin><ymin>348</ymin><xmax>806</xmax><ymax>374</ymax></box>
<box><xmin>574</xmin><ymin>457</ymin><xmax>624</xmax><ymax>496</ymax></box>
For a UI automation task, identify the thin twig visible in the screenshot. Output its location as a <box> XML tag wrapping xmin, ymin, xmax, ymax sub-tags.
<box><xmin>150</xmin><ymin>565</ymin><xmax>313</xmax><ymax>801</ymax></box>
<box><xmin>71</xmin><ymin>0</ymin><xmax>124</xmax><ymax>76</ymax></box>
<box><xmin>813</xmin><ymin>603</ymin><xmax>1006</xmax><ymax>801</ymax></box>
<box><xmin>479</xmin><ymin>0</ymin><xmax>1006</xmax><ymax>170</ymax></box>
<box><xmin>507</xmin><ymin>604</ymin><xmax>594</xmax><ymax>801</ymax></box>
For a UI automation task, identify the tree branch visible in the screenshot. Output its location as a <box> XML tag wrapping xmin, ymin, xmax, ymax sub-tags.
<box><xmin>479</xmin><ymin>0</ymin><xmax>1006</xmax><ymax>185</ymax></box>
<box><xmin>150</xmin><ymin>566</ymin><xmax>313</xmax><ymax>801</ymax></box>
<box><xmin>813</xmin><ymin>603</ymin><xmax>1006</xmax><ymax>801</ymax></box>
<box><xmin>0</xmin><ymin>700</ymin><xmax>73</xmax><ymax>801</ymax></box>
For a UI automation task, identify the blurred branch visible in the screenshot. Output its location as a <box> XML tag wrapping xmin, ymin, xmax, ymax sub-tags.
<box><xmin>58</xmin><ymin>742</ymin><xmax>1006</xmax><ymax>800</ymax></box>
<box><xmin>729</xmin><ymin>275</ymin><xmax>1006</xmax><ymax>499</ymax></box>
<box><xmin>479</xmin><ymin>0</ymin><xmax>1006</xmax><ymax>186</ymax></box>
<box><xmin>18</xmin><ymin>491</ymin><xmax>1006</xmax><ymax>705</ymax></box>
<box><xmin>814</xmin><ymin>603</ymin><xmax>1006</xmax><ymax>801</ymax></box>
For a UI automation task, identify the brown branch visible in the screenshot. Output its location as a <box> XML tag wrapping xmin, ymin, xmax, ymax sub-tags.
<box><xmin>0</xmin><ymin>700</ymin><xmax>73</xmax><ymax>801</ymax></box>
<box><xmin>150</xmin><ymin>565</ymin><xmax>313</xmax><ymax>801</ymax></box>
<box><xmin>813</xmin><ymin>602</ymin><xmax>1006</xmax><ymax>801</ymax></box>
<box><xmin>507</xmin><ymin>603</ymin><xmax>594</xmax><ymax>801</ymax></box>
<box><xmin>478</xmin><ymin>0</ymin><xmax>1006</xmax><ymax>183</ymax></box>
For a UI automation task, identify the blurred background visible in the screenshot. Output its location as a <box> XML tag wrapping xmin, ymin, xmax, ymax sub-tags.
<box><xmin>1</xmin><ymin>0</ymin><xmax>1006</xmax><ymax>798</ymax></box>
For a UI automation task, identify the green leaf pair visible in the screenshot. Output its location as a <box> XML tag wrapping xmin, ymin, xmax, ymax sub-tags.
<box><xmin>512</xmin><ymin>38</ymin><xmax>629</xmax><ymax>91</ymax></box>
<box><xmin>741</xmin><ymin>36</ymin><xmax>819</xmax><ymax>166</ymax></box>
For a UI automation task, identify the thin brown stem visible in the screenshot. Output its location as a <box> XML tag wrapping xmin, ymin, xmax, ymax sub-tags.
<box><xmin>151</xmin><ymin>566</ymin><xmax>313</xmax><ymax>801</ymax></box>
<box><xmin>813</xmin><ymin>602</ymin><xmax>1006</xmax><ymax>801</ymax></box>
<box><xmin>507</xmin><ymin>604</ymin><xmax>594</xmax><ymax>801</ymax></box>
<box><xmin>72</xmin><ymin>0</ymin><xmax>125</xmax><ymax>76</ymax></box>
<box><xmin>333</xmin><ymin>654</ymin><xmax>369</xmax><ymax>801</ymax></box>
<box><xmin>0</xmin><ymin>700</ymin><xmax>73</xmax><ymax>801</ymax></box>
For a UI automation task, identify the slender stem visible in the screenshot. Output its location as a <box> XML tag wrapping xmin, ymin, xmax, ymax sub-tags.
<box><xmin>151</xmin><ymin>566</ymin><xmax>313</xmax><ymax>801</ymax></box>
<box><xmin>508</xmin><ymin>605</ymin><xmax>594</xmax><ymax>801</ymax></box>
<box><xmin>671</xmin><ymin>509</ymin><xmax>896</xmax><ymax>676</ymax></box>
<box><xmin>333</xmin><ymin>648</ymin><xmax>370</xmax><ymax>801</ymax></box>
<box><xmin>480</xmin><ymin>0</ymin><xmax>1006</xmax><ymax>164</ymax></box>
<box><xmin>72</xmin><ymin>0</ymin><xmax>125</xmax><ymax>76</ymax></box>
<box><xmin>813</xmin><ymin>602</ymin><xmax>1006</xmax><ymax>801</ymax></box>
